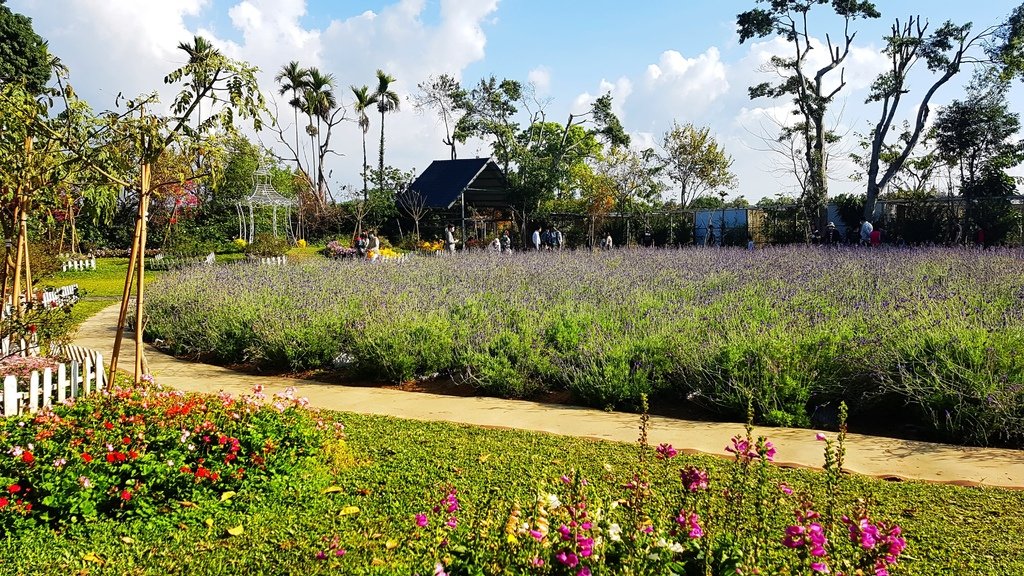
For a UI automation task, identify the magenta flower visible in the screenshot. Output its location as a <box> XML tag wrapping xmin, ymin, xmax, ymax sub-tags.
<box><xmin>680</xmin><ymin>467</ymin><xmax>709</xmax><ymax>492</ymax></box>
<box><xmin>675</xmin><ymin>510</ymin><xmax>704</xmax><ymax>539</ymax></box>
<box><xmin>655</xmin><ymin>443</ymin><xmax>678</xmax><ymax>459</ymax></box>
<box><xmin>415</xmin><ymin>513</ymin><xmax>428</xmax><ymax>528</ymax></box>
<box><xmin>555</xmin><ymin>550</ymin><xmax>579</xmax><ymax>567</ymax></box>
<box><xmin>779</xmin><ymin>482</ymin><xmax>793</xmax><ymax>495</ymax></box>
<box><xmin>815</xmin><ymin>432</ymin><xmax>827</xmax><ymax>441</ymax></box>
<box><xmin>810</xmin><ymin>561</ymin><xmax>830</xmax><ymax>573</ymax></box>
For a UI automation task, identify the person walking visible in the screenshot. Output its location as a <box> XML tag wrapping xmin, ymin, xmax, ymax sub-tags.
<box><xmin>444</xmin><ymin>224</ymin><xmax>458</xmax><ymax>253</ymax></box>
<box><xmin>532</xmin><ymin>226</ymin><xmax>542</xmax><ymax>251</ymax></box>
<box><xmin>553</xmin><ymin>226</ymin><xmax>563</xmax><ymax>250</ymax></box>
<box><xmin>499</xmin><ymin>230</ymin><xmax>511</xmax><ymax>253</ymax></box>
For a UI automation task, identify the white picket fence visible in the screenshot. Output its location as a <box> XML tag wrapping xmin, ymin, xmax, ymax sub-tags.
<box><xmin>60</xmin><ymin>256</ymin><xmax>97</xmax><ymax>272</ymax></box>
<box><xmin>246</xmin><ymin>255</ymin><xmax>288</xmax><ymax>265</ymax></box>
<box><xmin>41</xmin><ymin>284</ymin><xmax>80</xmax><ymax>308</ymax></box>
<box><xmin>1</xmin><ymin>346</ymin><xmax>105</xmax><ymax>417</ymax></box>
<box><xmin>0</xmin><ymin>333</ymin><xmax>39</xmax><ymax>358</ymax></box>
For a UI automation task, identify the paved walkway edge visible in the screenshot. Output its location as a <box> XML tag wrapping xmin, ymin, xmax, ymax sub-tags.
<box><xmin>73</xmin><ymin>303</ymin><xmax>1024</xmax><ymax>489</ymax></box>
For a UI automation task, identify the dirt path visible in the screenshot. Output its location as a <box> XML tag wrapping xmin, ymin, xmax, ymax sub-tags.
<box><xmin>74</xmin><ymin>303</ymin><xmax>1024</xmax><ymax>489</ymax></box>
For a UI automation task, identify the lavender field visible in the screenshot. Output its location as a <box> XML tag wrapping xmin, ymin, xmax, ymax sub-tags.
<box><xmin>144</xmin><ymin>246</ymin><xmax>1024</xmax><ymax>447</ymax></box>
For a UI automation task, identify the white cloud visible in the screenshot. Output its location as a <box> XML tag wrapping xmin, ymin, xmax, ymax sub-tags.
<box><xmin>528</xmin><ymin>66</ymin><xmax>551</xmax><ymax>94</ymax></box>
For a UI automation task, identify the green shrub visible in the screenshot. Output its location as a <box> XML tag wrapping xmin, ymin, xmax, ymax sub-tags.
<box><xmin>245</xmin><ymin>233</ymin><xmax>289</xmax><ymax>257</ymax></box>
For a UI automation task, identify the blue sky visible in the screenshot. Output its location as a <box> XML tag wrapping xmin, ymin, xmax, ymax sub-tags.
<box><xmin>11</xmin><ymin>0</ymin><xmax>1024</xmax><ymax>201</ymax></box>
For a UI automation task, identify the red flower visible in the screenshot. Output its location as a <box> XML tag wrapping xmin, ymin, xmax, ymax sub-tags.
<box><xmin>119</xmin><ymin>490</ymin><xmax>132</xmax><ymax>501</ymax></box>
<box><xmin>179</xmin><ymin>466</ymin><xmax>191</xmax><ymax>474</ymax></box>
<box><xmin>123</xmin><ymin>436</ymin><xmax>131</xmax><ymax>445</ymax></box>
<box><xmin>27</xmin><ymin>325</ymin><xmax>36</xmax><ymax>334</ymax></box>
<box><xmin>21</xmin><ymin>451</ymin><xmax>34</xmax><ymax>464</ymax></box>
<box><xmin>24</xmin><ymin>502</ymin><xmax>32</xmax><ymax>511</ymax></box>
<box><xmin>8</xmin><ymin>484</ymin><xmax>21</xmax><ymax>494</ymax></box>
<box><xmin>81</xmin><ymin>453</ymin><xmax>93</xmax><ymax>463</ymax></box>
<box><xmin>103</xmin><ymin>422</ymin><xmax>114</xmax><ymax>430</ymax></box>
<box><xmin>128</xmin><ymin>450</ymin><xmax>139</xmax><ymax>460</ymax></box>
<box><xmin>106</xmin><ymin>453</ymin><xmax>117</xmax><ymax>463</ymax></box>
<box><xmin>0</xmin><ymin>497</ymin><xmax>7</xmax><ymax>508</ymax></box>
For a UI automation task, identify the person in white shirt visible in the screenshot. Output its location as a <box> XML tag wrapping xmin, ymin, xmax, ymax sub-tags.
<box><xmin>859</xmin><ymin>220</ymin><xmax>873</xmax><ymax>246</ymax></box>
<box><xmin>444</xmin><ymin>225</ymin><xmax>458</xmax><ymax>253</ymax></box>
<box><xmin>532</xmin><ymin>227</ymin><xmax>541</xmax><ymax>251</ymax></box>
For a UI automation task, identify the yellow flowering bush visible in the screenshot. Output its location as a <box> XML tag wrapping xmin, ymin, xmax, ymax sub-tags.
<box><xmin>417</xmin><ymin>240</ymin><xmax>444</xmax><ymax>252</ymax></box>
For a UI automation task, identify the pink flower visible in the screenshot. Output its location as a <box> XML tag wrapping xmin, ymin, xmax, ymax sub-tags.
<box><xmin>811</xmin><ymin>561</ymin><xmax>830</xmax><ymax>573</ymax></box>
<box><xmin>529</xmin><ymin>529</ymin><xmax>544</xmax><ymax>541</ymax></box>
<box><xmin>655</xmin><ymin>443</ymin><xmax>678</xmax><ymax>459</ymax></box>
<box><xmin>555</xmin><ymin>550</ymin><xmax>579</xmax><ymax>567</ymax></box>
<box><xmin>415</xmin><ymin>513</ymin><xmax>428</xmax><ymax>528</ymax></box>
<box><xmin>530</xmin><ymin>557</ymin><xmax>544</xmax><ymax>567</ymax></box>
<box><xmin>815</xmin><ymin>433</ymin><xmax>827</xmax><ymax>441</ymax></box>
<box><xmin>680</xmin><ymin>467</ymin><xmax>709</xmax><ymax>492</ymax></box>
<box><xmin>779</xmin><ymin>483</ymin><xmax>793</xmax><ymax>495</ymax></box>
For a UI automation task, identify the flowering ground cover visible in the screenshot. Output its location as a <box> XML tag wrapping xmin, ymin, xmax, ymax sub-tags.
<box><xmin>145</xmin><ymin>246</ymin><xmax>1024</xmax><ymax>448</ymax></box>
<box><xmin>0</xmin><ymin>393</ymin><xmax>1022</xmax><ymax>575</ymax></box>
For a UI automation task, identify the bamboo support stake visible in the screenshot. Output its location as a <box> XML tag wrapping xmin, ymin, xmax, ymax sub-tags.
<box><xmin>134</xmin><ymin>163</ymin><xmax>151</xmax><ymax>383</ymax></box>
<box><xmin>108</xmin><ymin>210</ymin><xmax>142</xmax><ymax>384</ymax></box>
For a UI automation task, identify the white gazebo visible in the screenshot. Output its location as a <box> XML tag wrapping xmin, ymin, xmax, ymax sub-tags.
<box><xmin>236</xmin><ymin>161</ymin><xmax>296</xmax><ymax>243</ymax></box>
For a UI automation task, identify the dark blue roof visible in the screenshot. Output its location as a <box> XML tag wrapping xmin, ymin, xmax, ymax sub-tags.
<box><xmin>409</xmin><ymin>158</ymin><xmax>508</xmax><ymax>209</ymax></box>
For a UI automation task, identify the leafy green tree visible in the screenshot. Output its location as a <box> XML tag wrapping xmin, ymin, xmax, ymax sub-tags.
<box><xmin>737</xmin><ymin>0</ymin><xmax>880</xmax><ymax>226</ymax></box>
<box><xmin>592</xmin><ymin>147</ymin><xmax>663</xmax><ymax>245</ymax></box>
<box><xmin>351</xmin><ymin>84</ymin><xmax>377</xmax><ymax>201</ymax></box>
<box><xmin>373</xmin><ymin>69</ymin><xmax>400</xmax><ymax>193</ymax></box>
<box><xmin>990</xmin><ymin>3</ymin><xmax>1024</xmax><ymax>80</ymax></box>
<box><xmin>934</xmin><ymin>79</ymin><xmax>1022</xmax><ymax>245</ymax></box>
<box><xmin>933</xmin><ymin>79</ymin><xmax>1024</xmax><ymax>184</ymax></box>
<box><xmin>660</xmin><ymin>121</ymin><xmax>737</xmax><ymax>207</ymax></box>
<box><xmin>0</xmin><ymin>0</ymin><xmax>50</xmax><ymax>94</ymax></box>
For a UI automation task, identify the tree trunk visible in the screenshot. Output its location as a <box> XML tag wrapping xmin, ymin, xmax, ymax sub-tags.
<box><xmin>379</xmin><ymin>111</ymin><xmax>386</xmax><ymax>191</ymax></box>
<box><xmin>362</xmin><ymin>131</ymin><xmax>369</xmax><ymax>202</ymax></box>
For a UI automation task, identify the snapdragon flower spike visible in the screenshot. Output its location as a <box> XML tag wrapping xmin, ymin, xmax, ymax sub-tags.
<box><xmin>680</xmin><ymin>466</ymin><xmax>709</xmax><ymax>492</ymax></box>
<box><xmin>655</xmin><ymin>443</ymin><xmax>678</xmax><ymax>459</ymax></box>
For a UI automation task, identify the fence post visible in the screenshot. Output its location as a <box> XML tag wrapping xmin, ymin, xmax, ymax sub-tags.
<box><xmin>84</xmin><ymin>355</ymin><xmax>93</xmax><ymax>395</ymax></box>
<box><xmin>28</xmin><ymin>371</ymin><xmax>39</xmax><ymax>413</ymax></box>
<box><xmin>57</xmin><ymin>363</ymin><xmax>67</xmax><ymax>403</ymax></box>
<box><xmin>70</xmin><ymin>360</ymin><xmax>80</xmax><ymax>399</ymax></box>
<box><xmin>3</xmin><ymin>375</ymin><xmax>17</xmax><ymax>417</ymax></box>
<box><xmin>42</xmin><ymin>367</ymin><xmax>53</xmax><ymax>408</ymax></box>
<box><xmin>95</xmin><ymin>353</ymin><xmax>105</xmax><ymax>392</ymax></box>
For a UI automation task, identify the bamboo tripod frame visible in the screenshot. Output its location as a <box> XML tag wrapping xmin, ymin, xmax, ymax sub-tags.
<box><xmin>108</xmin><ymin>162</ymin><xmax>151</xmax><ymax>385</ymax></box>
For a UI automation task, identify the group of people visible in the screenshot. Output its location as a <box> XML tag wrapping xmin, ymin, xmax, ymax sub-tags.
<box><xmin>531</xmin><ymin>226</ymin><xmax>564</xmax><ymax>251</ymax></box>
<box><xmin>811</xmin><ymin>220</ymin><xmax>882</xmax><ymax>247</ymax></box>
<box><xmin>354</xmin><ymin>231</ymin><xmax>381</xmax><ymax>256</ymax></box>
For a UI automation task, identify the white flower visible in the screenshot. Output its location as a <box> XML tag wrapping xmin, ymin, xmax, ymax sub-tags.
<box><xmin>608</xmin><ymin>523</ymin><xmax>622</xmax><ymax>542</ymax></box>
<box><xmin>187</xmin><ymin>443</ymin><xmax>196</xmax><ymax>451</ymax></box>
<box><xmin>655</xmin><ymin>537</ymin><xmax>668</xmax><ymax>548</ymax></box>
<box><xmin>647</xmin><ymin>553</ymin><xmax>661</xmax><ymax>561</ymax></box>
<box><xmin>545</xmin><ymin>493</ymin><xmax>561</xmax><ymax>509</ymax></box>
<box><xmin>668</xmin><ymin>541</ymin><xmax>686</xmax><ymax>554</ymax></box>
<box><xmin>603</xmin><ymin>463</ymin><xmax>613</xmax><ymax>472</ymax></box>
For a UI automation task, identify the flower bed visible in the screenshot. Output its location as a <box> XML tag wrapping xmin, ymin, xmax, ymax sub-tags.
<box><xmin>143</xmin><ymin>247</ymin><xmax>1024</xmax><ymax>447</ymax></box>
<box><xmin>0</xmin><ymin>378</ymin><xmax>345</xmax><ymax>529</ymax></box>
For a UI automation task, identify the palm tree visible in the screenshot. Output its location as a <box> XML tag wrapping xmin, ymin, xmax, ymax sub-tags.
<box><xmin>351</xmin><ymin>85</ymin><xmax>378</xmax><ymax>201</ymax></box>
<box><xmin>301</xmin><ymin>68</ymin><xmax>337</xmax><ymax>200</ymax></box>
<box><xmin>274</xmin><ymin>61</ymin><xmax>310</xmax><ymax>162</ymax></box>
<box><xmin>372</xmin><ymin>69</ymin><xmax>400</xmax><ymax>191</ymax></box>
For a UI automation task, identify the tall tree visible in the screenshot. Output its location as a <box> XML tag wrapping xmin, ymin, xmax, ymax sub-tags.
<box><xmin>592</xmin><ymin>147</ymin><xmax>663</xmax><ymax>245</ymax></box>
<box><xmin>860</xmin><ymin>16</ymin><xmax>1005</xmax><ymax>220</ymax></box>
<box><xmin>0</xmin><ymin>0</ymin><xmax>50</xmax><ymax>94</ymax></box>
<box><xmin>301</xmin><ymin>68</ymin><xmax>337</xmax><ymax>202</ymax></box>
<box><xmin>372</xmin><ymin>69</ymin><xmax>400</xmax><ymax>193</ymax></box>
<box><xmin>660</xmin><ymin>121</ymin><xmax>738</xmax><ymax>207</ymax></box>
<box><xmin>413</xmin><ymin>74</ymin><xmax>468</xmax><ymax>160</ymax></box>
<box><xmin>274</xmin><ymin>61</ymin><xmax>310</xmax><ymax>167</ymax></box>
<box><xmin>351</xmin><ymin>84</ymin><xmax>377</xmax><ymax>201</ymax></box>
<box><xmin>933</xmin><ymin>78</ymin><xmax>1024</xmax><ymax>186</ymax></box>
<box><xmin>737</xmin><ymin>0</ymin><xmax>880</xmax><ymax>227</ymax></box>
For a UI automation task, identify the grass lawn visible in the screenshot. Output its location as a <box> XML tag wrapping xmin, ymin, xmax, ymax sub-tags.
<box><xmin>0</xmin><ymin>412</ymin><xmax>1021</xmax><ymax>575</ymax></box>
<box><xmin>43</xmin><ymin>248</ymin><xmax>324</xmax><ymax>328</ymax></box>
